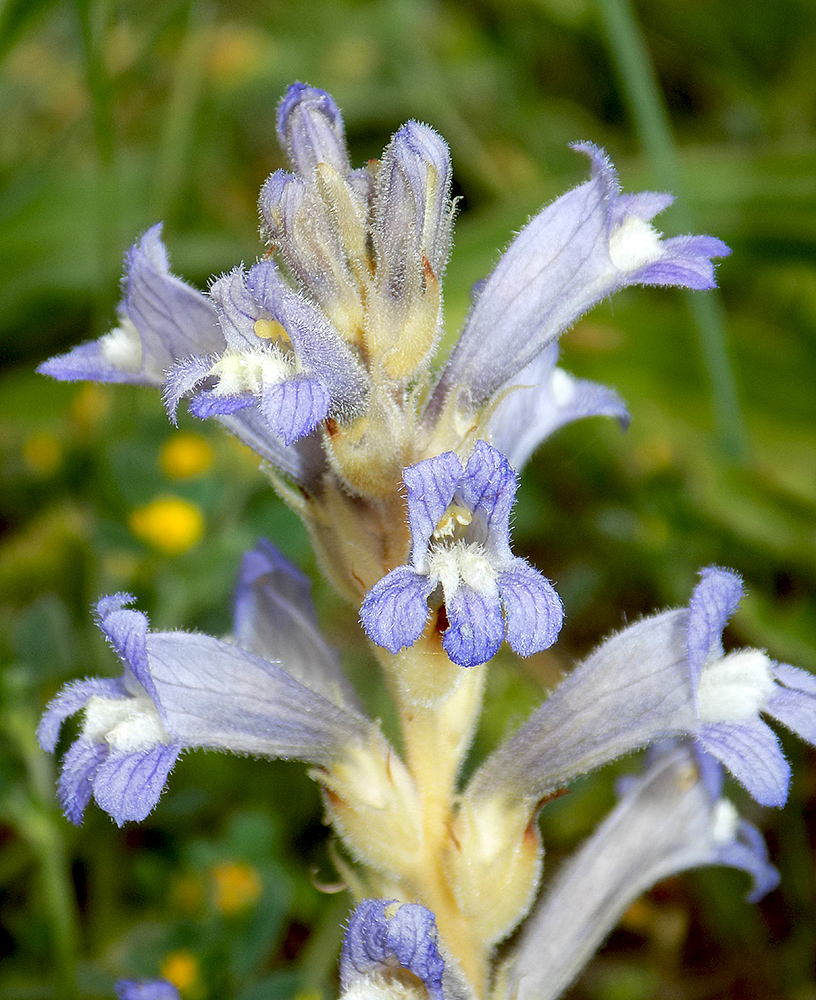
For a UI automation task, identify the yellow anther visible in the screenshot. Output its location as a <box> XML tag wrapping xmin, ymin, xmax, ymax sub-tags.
<box><xmin>254</xmin><ymin>318</ymin><xmax>291</xmax><ymax>347</ymax></box>
<box><xmin>433</xmin><ymin>504</ymin><xmax>472</xmax><ymax>541</ymax></box>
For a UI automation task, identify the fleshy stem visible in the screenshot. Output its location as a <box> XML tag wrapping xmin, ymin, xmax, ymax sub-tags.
<box><xmin>379</xmin><ymin>631</ymin><xmax>489</xmax><ymax>997</ymax></box>
<box><xmin>595</xmin><ymin>0</ymin><xmax>747</xmax><ymax>460</ymax></box>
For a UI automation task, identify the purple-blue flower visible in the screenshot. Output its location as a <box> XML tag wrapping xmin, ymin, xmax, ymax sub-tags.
<box><xmin>360</xmin><ymin>441</ymin><xmax>563</xmax><ymax>667</ymax></box>
<box><xmin>38</xmin><ymin>593</ymin><xmax>374</xmax><ymax>825</ymax></box>
<box><xmin>505</xmin><ymin>746</ymin><xmax>779</xmax><ymax>1000</ymax></box>
<box><xmin>341</xmin><ymin>900</ymin><xmax>447</xmax><ymax>1000</ymax></box>
<box><xmin>468</xmin><ymin>567</ymin><xmax>816</xmax><ymax>807</ymax></box>
<box><xmin>38</xmin><ymin>223</ymin><xmax>221</xmax><ymax>387</ymax></box>
<box><xmin>163</xmin><ymin>261</ymin><xmax>367</xmax><ymax>446</ymax></box>
<box><xmin>36</xmin><ymin>224</ymin><xmax>326</xmax><ymax>482</ymax></box>
<box><xmin>688</xmin><ymin>567</ymin><xmax>816</xmax><ymax>805</ymax></box>
<box><xmin>427</xmin><ymin>142</ymin><xmax>730</xmax><ymax>419</ymax></box>
<box><xmin>233</xmin><ymin>538</ymin><xmax>360</xmax><ymax>709</ymax></box>
<box><xmin>116</xmin><ymin>980</ymin><xmax>180</xmax><ymax>1000</ymax></box>
<box><xmin>488</xmin><ymin>342</ymin><xmax>630</xmax><ymax>471</ymax></box>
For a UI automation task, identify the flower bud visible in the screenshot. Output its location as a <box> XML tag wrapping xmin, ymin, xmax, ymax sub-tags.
<box><xmin>443</xmin><ymin>795</ymin><xmax>543</xmax><ymax>946</ymax></box>
<box><xmin>277</xmin><ymin>82</ymin><xmax>350</xmax><ymax>178</ymax></box>
<box><xmin>320</xmin><ymin>738</ymin><xmax>421</xmax><ymax>879</ymax></box>
<box><xmin>366</xmin><ymin>122</ymin><xmax>453</xmax><ymax>380</ymax></box>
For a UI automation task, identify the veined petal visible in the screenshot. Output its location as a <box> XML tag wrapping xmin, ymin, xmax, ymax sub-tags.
<box><xmin>341</xmin><ymin>900</ymin><xmax>447</xmax><ymax>1000</ymax></box>
<box><xmin>489</xmin><ymin>344</ymin><xmax>629</xmax><ymax>472</ymax></box>
<box><xmin>217</xmin><ymin>407</ymin><xmax>327</xmax><ymax>487</ymax></box>
<box><xmin>503</xmin><ymin>747</ymin><xmax>778</xmax><ymax>1000</ymax></box>
<box><xmin>430</xmin><ymin>143</ymin><xmax>729</xmax><ymax>412</ymax></box>
<box><xmin>93</xmin><ymin>743</ymin><xmax>181</xmax><ymax>826</ymax></box>
<box><xmin>404</xmin><ymin>451</ymin><xmax>462</xmax><ymax>569</ymax></box>
<box><xmin>629</xmin><ymin>234</ymin><xmax>731</xmax><ymax>291</ymax></box>
<box><xmin>163</xmin><ymin>355</ymin><xmax>219</xmax><ymax>423</ymax></box>
<box><xmin>209</xmin><ymin>266</ymin><xmax>265</xmax><ymax>350</ymax></box>
<box><xmin>39</xmin><ymin>225</ymin><xmax>222</xmax><ymax>387</ymax></box>
<box><xmin>443</xmin><ymin>585</ymin><xmax>504</xmax><ymax>668</ymax></box>
<box><xmin>94</xmin><ymin>595</ymin><xmax>156</xmax><ymax>703</ymax></box>
<box><xmin>697</xmin><ymin>720</ymin><xmax>790</xmax><ymax>808</ymax></box>
<box><xmin>374</xmin><ymin>121</ymin><xmax>453</xmax><ymax>286</ymax></box>
<box><xmin>234</xmin><ymin>539</ymin><xmax>359</xmax><ymax>708</ymax></box>
<box><xmin>189</xmin><ymin>390</ymin><xmax>253</xmax><ymax>418</ymax></box>
<box><xmin>611</xmin><ymin>190</ymin><xmax>674</xmax><ymax>225</ymax></box>
<box><xmin>687</xmin><ymin>567</ymin><xmax>744</xmax><ymax>686</ymax></box>
<box><xmin>498</xmin><ymin>560</ymin><xmax>564</xmax><ymax>656</ymax></box>
<box><xmin>246</xmin><ymin>261</ymin><xmax>368</xmax><ymax>416</ymax></box>
<box><xmin>260</xmin><ymin>375</ymin><xmax>331</xmax><ymax>445</ymax></box>
<box><xmin>38</xmin><ymin>333</ymin><xmax>149</xmax><ymax>385</ymax></box>
<box><xmin>456</xmin><ymin>440</ymin><xmax>517</xmax><ymax>561</ymax></box>
<box><xmin>468</xmin><ymin>610</ymin><xmax>697</xmax><ymax>803</ymax></box>
<box><xmin>125</xmin><ymin>224</ymin><xmax>224</xmax><ymax>364</ymax></box>
<box><xmin>145</xmin><ymin>631</ymin><xmax>372</xmax><ymax>762</ymax></box>
<box><xmin>767</xmin><ymin>664</ymin><xmax>816</xmax><ymax>744</ymax></box>
<box><xmin>58</xmin><ymin>738</ymin><xmax>109</xmax><ymax>826</ymax></box>
<box><xmin>360</xmin><ymin>567</ymin><xmax>435</xmax><ymax>654</ymax></box>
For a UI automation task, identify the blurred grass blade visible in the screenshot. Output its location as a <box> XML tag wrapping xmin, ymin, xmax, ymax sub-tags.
<box><xmin>73</xmin><ymin>0</ymin><xmax>120</xmax><ymax>333</ymax></box>
<box><xmin>152</xmin><ymin>0</ymin><xmax>214</xmax><ymax>222</ymax></box>
<box><xmin>595</xmin><ymin>0</ymin><xmax>748</xmax><ymax>460</ymax></box>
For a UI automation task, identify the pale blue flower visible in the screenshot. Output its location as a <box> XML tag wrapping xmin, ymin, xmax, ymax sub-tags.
<box><xmin>163</xmin><ymin>261</ymin><xmax>367</xmax><ymax>446</ymax></box>
<box><xmin>360</xmin><ymin>441</ymin><xmax>563</xmax><ymax>666</ymax></box>
<box><xmin>233</xmin><ymin>538</ymin><xmax>360</xmax><ymax>709</ymax></box>
<box><xmin>38</xmin><ymin>223</ymin><xmax>221</xmax><ymax>387</ymax></box>
<box><xmin>116</xmin><ymin>980</ymin><xmax>180</xmax><ymax>1000</ymax></box>
<box><xmin>505</xmin><ymin>745</ymin><xmax>779</xmax><ymax>1000</ymax></box>
<box><xmin>38</xmin><ymin>591</ymin><xmax>374</xmax><ymax>825</ymax></box>
<box><xmin>468</xmin><ymin>567</ymin><xmax>816</xmax><ymax>807</ymax></box>
<box><xmin>487</xmin><ymin>342</ymin><xmax>630</xmax><ymax>471</ymax></box>
<box><xmin>426</xmin><ymin>143</ymin><xmax>730</xmax><ymax>421</ymax></box>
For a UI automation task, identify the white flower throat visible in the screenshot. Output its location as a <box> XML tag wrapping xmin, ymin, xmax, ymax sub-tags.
<box><xmin>426</xmin><ymin>504</ymin><xmax>497</xmax><ymax>599</ymax></box>
<box><xmin>697</xmin><ymin>649</ymin><xmax>775</xmax><ymax>723</ymax></box>
<box><xmin>609</xmin><ymin>215</ymin><xmax>664</xmax><ymax>273</ymax></box>
<box><xmin>82</xmin><ymin>694</ymin><xmax>170</xmax><ymax>753</ymax></box>
<box><xmin>206</xmin><ymin>319</ymin><xmax>296</xmax><ymax>397</ymax></box>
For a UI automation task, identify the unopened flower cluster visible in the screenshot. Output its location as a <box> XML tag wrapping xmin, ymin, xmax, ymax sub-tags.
<box><xmin>40</xmin><ymin>84</ymin><xmax>816</xmax><ymax>1000</ymax></box>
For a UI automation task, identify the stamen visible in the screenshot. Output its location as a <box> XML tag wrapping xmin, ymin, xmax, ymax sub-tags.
<box><xmin>254</xmin><ymin>318</ymin><xmax>292</xmax><ymax>348</ymax></box>
<box><xmin>432</xmin><ymin>504</ymin><xmax>472</xmax><ymax>542</ymax></box>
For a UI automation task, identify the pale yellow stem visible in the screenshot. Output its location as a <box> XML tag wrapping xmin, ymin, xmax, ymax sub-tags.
<box><xmin>377</xmin><ymin>634</ymin><xmax>490</xmax><ymax>997</ymax></box>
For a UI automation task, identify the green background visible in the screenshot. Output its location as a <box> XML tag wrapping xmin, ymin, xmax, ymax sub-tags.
<box><xmin>1</xmin><ymin>0</ymin><xmax>815</xmax><ymax>998</ymax></box>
